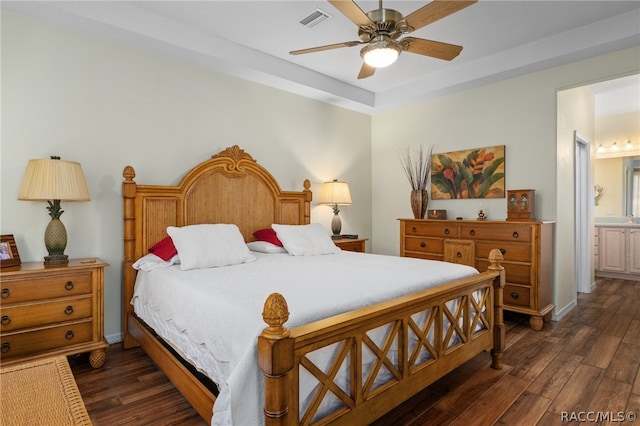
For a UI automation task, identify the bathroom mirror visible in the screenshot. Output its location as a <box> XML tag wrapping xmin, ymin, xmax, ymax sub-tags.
<box><xmin>594</xmin><ymin>156</ymin><xmax>639</xmax><ymax>218</ymax></box>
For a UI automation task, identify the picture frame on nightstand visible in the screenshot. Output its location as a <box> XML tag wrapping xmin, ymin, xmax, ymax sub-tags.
<box><xmin>0</xmin><ymin>235</ymin><xmax>21</xmax><ymax>268</ymax></box>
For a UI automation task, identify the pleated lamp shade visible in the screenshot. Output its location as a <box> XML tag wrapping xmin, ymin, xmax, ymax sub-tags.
<box><xmin>318</xmin><ymin>180</ymin><xmax>352</xmax><ymax>206</ymax></box>
<box><xmin>18</xmin><ymin>158</ymin><xmax>90</xmax><ymax>201</ymax></box>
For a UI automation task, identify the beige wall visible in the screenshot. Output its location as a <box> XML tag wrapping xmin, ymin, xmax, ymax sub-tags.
<box><xmin>1</xmin><ymin>12</ymin><xmax>372</xmax><ymax>341</ymax></box>
<box><xmin>372</xmin><ymin>47</ymin><xmax>639</xmax><ymax>317</ymax></box>
<box><xmin>556</xmin><ymin>85</ymin><xmax>595</xmax><ymax>313</ymax></box>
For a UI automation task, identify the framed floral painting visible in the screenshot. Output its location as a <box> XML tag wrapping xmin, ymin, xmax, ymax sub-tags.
<box><xmin>431</xmin><ymin>145</ymin><xmax>505</xmax><ymax>199</ymax></box>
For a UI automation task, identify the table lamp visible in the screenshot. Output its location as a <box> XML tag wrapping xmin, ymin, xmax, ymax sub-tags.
<box><xmin>18</xmin><ymin>156</ymin><xmax>90</xmax><ymax>265</ymax></box>
<box><xmin>318</xmin><ymin>179</ymin><xmax>352</xmax><ymax>238</ymax></box>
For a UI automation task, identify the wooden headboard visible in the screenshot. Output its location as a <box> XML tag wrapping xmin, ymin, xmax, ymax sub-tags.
<box><xmin>122</xmin><ymin>145</ymin><xmax>311</xmax><ymax>347</ymax></box>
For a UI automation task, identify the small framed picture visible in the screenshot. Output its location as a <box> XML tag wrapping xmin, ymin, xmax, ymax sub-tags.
<box><xmin>0</xmin><ymin>235</ymin><xmax>21</xmax><ymax>268</ymax></box>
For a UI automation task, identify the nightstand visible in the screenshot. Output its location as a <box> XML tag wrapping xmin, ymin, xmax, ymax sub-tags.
<box><xmin>333</xmin><ymin>238</ymin><xmax>367</xmax><ymax>253</ymax></box>
<box><xmin>0</xmin><ymin>258</ymin><xmax>109</xmax><ymax>368</ymax></box>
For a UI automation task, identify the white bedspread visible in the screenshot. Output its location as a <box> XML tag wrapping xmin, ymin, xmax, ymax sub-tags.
<box><xmin>132</xmin><ymin>251</ymin><xmax>478</xmax><ymax>425</ymax></box>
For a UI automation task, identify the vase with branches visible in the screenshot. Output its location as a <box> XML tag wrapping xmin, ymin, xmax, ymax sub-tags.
<box><xmin>398</xmin><ymin>145</ymin><xmax>434</xmax><ymax>219</ymax></box>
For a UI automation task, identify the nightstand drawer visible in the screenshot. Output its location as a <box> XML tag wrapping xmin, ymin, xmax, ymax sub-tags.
<box><xmin>334</xmin><ymin>239</ymin><xmax>366</xmax><ymax>252</ymax></box>
<box><xmin>1</xmin><ymin>272</ymin><xmax>92</xmax><ymax>303</ymax></box>
<box><xmin>1</xmin><ymin>320</ymin><xmax>93</xmax><ymax>359</ymax></box>
<box><xmin>1</xmin><ymin>296</ymin><xmax>92</xmax><ymax>332</ymax></box>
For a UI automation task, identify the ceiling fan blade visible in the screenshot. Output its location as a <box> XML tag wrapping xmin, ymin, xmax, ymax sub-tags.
<box><xmin>328</xmin><ymin>0</ymin><xmax>374</xmax><ymax>28</ymax></box>
<box><xmin>290</xmin><ymin>41</ymin><xmax>363</xmax><ymax>55</ymax></box>
<box><xmin>357</xmin><ymin>62</ymin><xmax>376</xmax><ymax>79</ymax></box>
<box><xmin>402</xmin><ymin>37</ymin><xmax>463</xmax><ymax>61</ymax></box>
<box><xmin>405</xmin><ymin>0</ymin><xmax>477</xmax><ymax>32</ymax></box>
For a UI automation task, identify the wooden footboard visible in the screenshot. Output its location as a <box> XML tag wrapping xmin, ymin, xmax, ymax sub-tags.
<box><xmin>259</xmin><ymin>250</ymin><xmax>505</xmax><ymax>425</ymax></box>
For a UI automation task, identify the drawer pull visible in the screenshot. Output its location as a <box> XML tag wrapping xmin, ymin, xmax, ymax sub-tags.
<box><xmin>65</xmin><ymin>281</ymin><xmax>74</xmax><ymax>290</ymax></box>
<box><xmin>1</xmin><ymin>342</ymin><xmax>10</xmax><ymax>353</ymax></box>
<box><xmin>500</xmin><ymin>248</ymin><xmax>506</xmax><ymax>255</ymax></box>
<box><xmin>420</xmin><ymin>242</ymin><xmax>426</xmax><ymax>248</ymax></box>
<box><xmin>456</xmin><ymin>252</ymin><xmax>462</xmax><ymax>258</ymax></box>
<box><xmin>1</xmin><ymin>288</ymin><xmax>9</xmax><ymax>299</ymax></box>
<box><xmin>65</xmin><ymin>330</ymin><xmax>75</xmax><ymax>340</ymax></box>
<box><xmin>444</xmin><ymin>228</ymin><xmax>450</xmax><ymax>235</ymax></box>
<box><xmin>1</xmin><ymin>315</ymin><xmax>10</xmax><ymax>326</ymax></box>
<box><xmin>412</xmin><ymin>227</ymin><xmax>417</xmax><ymax>233</ymax></box>
<box><xmin>64</xmin><ymin>306</ymin><xmax>74</xmax><ymax>315</ymax></box>
<box><xmin>511</xmin><ymin>292</ymin><xmax>519</xmax><ymax>299</ymax></box>
<box><xmin>469</xmin><ymin>229</ymin><xmax>476</xmax><ymax>236</ymax></box>
<box><xmin>512</xmin><ymin>231</ymin><xmax>519</xmax><ymax>239</ymax></box>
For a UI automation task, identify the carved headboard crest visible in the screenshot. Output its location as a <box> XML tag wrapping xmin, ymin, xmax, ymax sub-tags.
<box><xmin>211</xmin><ymin>145</ymin><xmax>256</xmax><ymax>175</ymax></box>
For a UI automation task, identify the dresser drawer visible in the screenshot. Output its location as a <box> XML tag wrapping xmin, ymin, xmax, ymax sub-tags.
<box><xmin>403</xmin><ymin>252</ymin><xmax>443</xmax><ymax>261</ymax></box>
<box><xmin>460</xmin><ymin>224</ymin><xmax>532</xmax><ymax>242</ymax></box>
<box><xmin>477</xmin><ymin>260</ymin><xmax>531</xmax><ymax>285</ymax></box>
<box><xmin>475</xmin><ymin>241</ymin><xmax>531</xmax><ymax>262</ymax></box>
<box><xmin>1</xmin><ymin>272</ymin><xmax>92</xmax><ymax>303</ymax></box>
<box><xmin>404</xmin><ymin>237</ymin><xmax>444</xmax><ymax>255</ymax></box>
<box><xmin>1</xmin><ymin>320</ymin><xmax>93</xmax><ymax>359</ymax></box>
<box><xmin>504</xmin><ymin>285</ymin><xmax>530</xmax><ymax>308</ymax></box>
<box><xmin>404</xmin><ymin>222</ymin><xmax>457</xmax><ymax>238</ymax></box>
<box><xmin>1</xmin><ymin>296</ymin><xmax>92</xmax><ymax>332</ymax></box>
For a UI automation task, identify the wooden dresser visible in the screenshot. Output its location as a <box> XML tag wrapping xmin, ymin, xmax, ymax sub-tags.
<box><xmin>399</xmin><ymin>219</ymin><xmax>554</xmax><ymax>330</ymax></box>
<box><xmin>0</xmin><ymin>258</ymin><xmax>109</xmax><ymax>368</ymax></box>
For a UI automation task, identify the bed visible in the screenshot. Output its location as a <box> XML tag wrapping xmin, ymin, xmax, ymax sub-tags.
<box><xmin>122</xmin><ymin>145</ymin><xmax>506</xmax><ymax>425</ymax></box>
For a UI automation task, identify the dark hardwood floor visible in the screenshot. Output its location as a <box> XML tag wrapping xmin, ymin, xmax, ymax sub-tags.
<box><xmin>71</xmin><ymin>277</ymin><xmax>640</xmax><ymax>425</ymax></box>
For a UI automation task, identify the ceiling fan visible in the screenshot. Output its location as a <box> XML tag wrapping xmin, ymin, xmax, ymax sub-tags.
<box><xmin>290</xmin><ymin>0</ymin><xmax>477</xmax><ymax>79</ymax></box>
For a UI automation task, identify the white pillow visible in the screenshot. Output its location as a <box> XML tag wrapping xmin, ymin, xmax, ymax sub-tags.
<box><xmin>132</xmin><ymin>253</ymin><xmax>179</xmax><ymax>271</ymax></box>
<box><xmin>167</xmin><ymin>224</ymin><xmax>256</xmax><ymax>270</ymax></box>
<box><xmin>247</xmin><ymin>241</ymin><xmax>287</xmax><ymax>254</ymax></box>
<box><xmin>271</xmin><ymin>223</ymin><xmax>341</xmax><ymax>256</ymax></box>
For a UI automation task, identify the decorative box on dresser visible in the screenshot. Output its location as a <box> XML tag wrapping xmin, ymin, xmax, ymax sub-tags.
<box><xmin>0</xmin><ymin>258</ymin><xmax>109</xmax><ymax>368</ymax></box>
<box><xmin>333</xmin><ymin>238</ymin><xmax>367</xmax><ymax>253</ymax></box>
<box><xmin>399</xmin><ymin>219</ymin><xmax>555</xmax><ymax>330</ymax></box>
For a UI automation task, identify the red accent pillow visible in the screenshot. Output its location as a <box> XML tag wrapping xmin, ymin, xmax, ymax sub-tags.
<box><xmin>253</xmin><ymin>228</ymin><xmax>283</xmax><ymax>247</ymax></box>
<box><xmin>148</xmin><ymin>236</ymin><xmax>178</xmax><ymax>261</ymax></box>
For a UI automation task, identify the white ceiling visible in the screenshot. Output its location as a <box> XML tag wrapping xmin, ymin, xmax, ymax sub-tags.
<box><xmin>3</xmin><ymin>1</ymin><xmax>640</xmax><ymax>114</ymax></box>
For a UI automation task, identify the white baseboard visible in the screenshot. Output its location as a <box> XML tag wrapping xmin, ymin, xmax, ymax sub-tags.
<box><xmin>105</xmin><ymin>332</ymin><xmax>123</xmax><ymax>345</ymax></box>
<box><xmin>552</xmin><ymin>298</ymin><xmax>577</xmax><ymax>322</ymax></box>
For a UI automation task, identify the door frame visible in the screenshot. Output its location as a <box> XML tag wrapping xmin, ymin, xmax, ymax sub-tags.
<box><xmin>574</xmin><ymin>131</ymin><xmax>594</xmax><ymax>293</ymax></box>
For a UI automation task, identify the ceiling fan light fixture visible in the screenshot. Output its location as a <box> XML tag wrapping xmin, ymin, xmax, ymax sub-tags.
<box><xmin>361</xmin><ymin>36</ymin><xmax>401</xmax><ymax>68</ymax></box>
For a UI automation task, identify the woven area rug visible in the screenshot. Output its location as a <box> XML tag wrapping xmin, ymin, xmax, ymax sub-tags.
<box><xmin>1</xmin><ymin>356</ymin><xmax>92</xmax><ymax>426</ymax></box>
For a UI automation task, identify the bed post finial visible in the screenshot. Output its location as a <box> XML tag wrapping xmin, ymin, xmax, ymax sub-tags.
<box><xmin>259</xmin><ymin>293</ymin><xmax>293</xmax><ymax>425</ymax></box>
<box><xmin>262</xmin><ymin>293</ymin><xmax>290</xmax><ymax>339</ymax></box>
<box><xmin>123</xmin><ymin>165</ymin><xmax>136</xmax><ymax>182</ymax></box>
<box><xmin>488</xmin><ymin>248</ymin><xmax>505</xmax><ymax>370</ymax></box>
